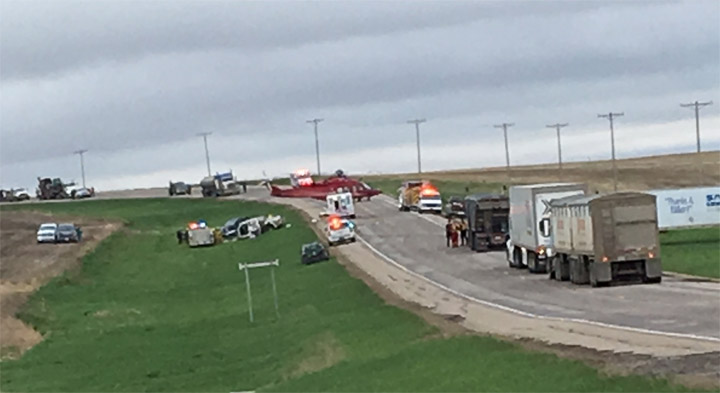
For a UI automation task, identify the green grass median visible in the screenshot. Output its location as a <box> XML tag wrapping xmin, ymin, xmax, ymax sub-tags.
<box><xmin>660</xmin><ymin>227</ymin><xmax>720</xmax><ymax>279</ymax></box>
<box><xmin>0</xmin><ymin>199</ymin><xmax>691</xmax><ymax>392</ymax></box>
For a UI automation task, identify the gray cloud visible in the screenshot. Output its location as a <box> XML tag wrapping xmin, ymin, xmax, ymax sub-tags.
<box><xmin>1</xmin><ymin>0</ymin><xmax>718</xmax><ymax>189</ymax></box>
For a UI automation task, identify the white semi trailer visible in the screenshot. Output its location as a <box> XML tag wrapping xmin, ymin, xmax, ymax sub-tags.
<box><xmin>506</xmin><ymin>183</ymin><xmax>587</xmax><ymax>273</ymax></box>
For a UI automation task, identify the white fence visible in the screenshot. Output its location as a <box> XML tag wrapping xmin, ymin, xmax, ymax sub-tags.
<box><xmin>648</xmin><ymin>186</ymin><xmax>720</xmax><ymax>229</ymax></box>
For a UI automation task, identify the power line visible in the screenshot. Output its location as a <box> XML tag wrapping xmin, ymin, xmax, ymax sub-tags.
<box><xmin>197</xmin><ymin>132</ymin><xmax>212</xmax><ymax>176</ymax></box>
<box><xmin>306</xmin><ymin>118</ymin><xmax>324</xmax><ymax>176</ymax></box>
<box><xmin>407</xmin><ymin>119</ymin><xmax>426</xmax><ymax>174</ymax></box>
<box><xmin>680</xmin><ymin>100</ymin><xmax>713</xmax><ymax>153</ymax></box>
<box><xmin>597</xmin><ymin>112</ymin><xmax>624</xmax><ymax>191</ymax></box>
<box><xmin>493</xmin><ymin>123</ymin><xmax>514</xmax><ymax>182</ymax></box>
<box><xmin>73</xmin><ymin>149</ymin><xmax>88</xmax><ymax>188</ymax></box>
<box><xmin>546</xmin><ymin>123</ymin><xmax>569</xmax><ymax>179</ymax></box>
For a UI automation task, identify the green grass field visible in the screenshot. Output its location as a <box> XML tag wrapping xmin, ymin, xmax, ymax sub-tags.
<box><xmin>0</xmin><ymin>199</ymin><xmax>693</xmax><ymax>392</ymax></box>
<box><xmin>660</xmin><ymin>227</ymin><xmax>720</xmax><ymax>279</ymax></box>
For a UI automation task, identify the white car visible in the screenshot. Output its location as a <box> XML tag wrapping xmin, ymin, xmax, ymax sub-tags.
<box><xmin>326</xmin><ymin>216</ymin><xmax>356</xmax><ymax>246</ymax></box>
<box><xmin>36</xmin><ymin>223</ymin><xmax>58</xmax><ymax>243</ymax></box>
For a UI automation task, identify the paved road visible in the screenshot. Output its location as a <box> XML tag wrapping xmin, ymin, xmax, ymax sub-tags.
<box><xmin>352</xmin><ymin>195</ymin><xmax>720</xmax><ymax>341</ymax></box>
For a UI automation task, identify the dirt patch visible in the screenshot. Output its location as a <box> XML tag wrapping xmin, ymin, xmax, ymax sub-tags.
<box><xmin>0</xmin><ymin>210</ymin><xmax>122</xmax><ymax>358</ymax></box>
<box><xmin>284</xmin><ymin>331</ymin><xmax>346</xmax><ymax>379</ymax></box>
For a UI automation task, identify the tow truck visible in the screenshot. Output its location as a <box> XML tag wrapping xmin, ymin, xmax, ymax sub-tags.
<box><xmin>325</xmin><ymin>214</ymin><xmax>356</xmax><ymax>246</ymax></box>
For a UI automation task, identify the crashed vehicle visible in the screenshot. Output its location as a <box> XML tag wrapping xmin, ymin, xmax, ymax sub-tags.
<box><xmin>233</xmin><ymin>215</ymin><xmax>285</xmax><ymax>239</ymax></box>
<box><xmin>1</xmin><ymin>188</ymin><xmax>31</xmax><ymax>202</ymax></box>
<box><xmin>301</xmin><ymin>242</ymin><xmax>330</xmax><ymax>265</ymax></box>
<box><xmin>169</xmin><ymin>181</ymin><xmax>192</xmax><ymax>196</ymax></box>
<box><xmin>221</xmin><ymin>216</ymin><xmax>250</xmax><ymax>238</ymax></box>
<box><xmin>443</xmin><ymin>196</ymin><xmax>466</xmax><ymax>218</ymax></box>
<box><xmin>326</xmin><ymin>214</ymin><xmax>356</xmax><ymax>246</ymax></box>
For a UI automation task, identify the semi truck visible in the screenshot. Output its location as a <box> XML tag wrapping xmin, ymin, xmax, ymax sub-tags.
<box><xmin>464</xmin><ymin>194</ymin><xmax>509</xmax><ymax>252</ymax></box>
<box><xmin>200</xmin><ymin>171</ymin><xmax>246</xmax><ymax>197</ymax></box>
<box><xmin>398</xmin><ymin>181</ymin><xmax>442</xmax><ymax>213</ymax></box>
<box><xmin>547</xmin><ymin>192</ymin><xmax>662</xmax><ymax>286</ymax></box>
<box><xmin>507</xmin><ymin>183</ymin><xmax>587</xmax><ymax>272</ymax></box>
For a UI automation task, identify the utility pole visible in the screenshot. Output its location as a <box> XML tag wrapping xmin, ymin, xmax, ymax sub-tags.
<box><xmin>680</xmin><ymin>100</ymin><xmax>713</xmax><ymax>153</ymax></box>
<box><xmin>494</xmin><ymin>123</ymin><xmax>514</xmax><ymax>181</ymax></box>
<box><xmin>546</xmin><ymin>123</ymin><xmax>569</xmax><ymax>180</ymax></box>
<box><xmin>407</xmin><ymin>119</ymin><xmax>426</xmax><ymax>173</ymax></box>
<box><xmin>306</xmin><ymin>118</ymin><xmax>324</xmax><ymax>176</ymax></box>
<box><xmin>197</xmin><ymin>132</ymin><xmax>212</xmax><ymax>176</ymax></box>
<box><xmin>597</xmin><ymin>112</ymin><xmax>624</xmax><ymax>191</ymax></box>
<box><xmin>73</xmin><ymin>149</ymin><xmax>88</xmax><ymax>188</ymax></box>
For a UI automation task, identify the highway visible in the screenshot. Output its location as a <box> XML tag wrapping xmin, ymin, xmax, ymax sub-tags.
<box><xmin>351</xmin><ymin>195</ymin><xmax>720</xmax><ymax>341</ymax></box>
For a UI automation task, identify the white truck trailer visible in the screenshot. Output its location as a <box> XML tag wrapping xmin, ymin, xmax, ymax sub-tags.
<box><xmin>507</xmin><ymin>183</ymin><xmax>587</xmax><ymax>273</ymax></box>
<box><xmin>648</xmin><ymin>186</ymin><xmax>720</xmax><ymax>230</ymax></box>
<box><xmin>548</xmin><ymin>192</ymin><xmax>662</xmax><ymax>286</ymax></box>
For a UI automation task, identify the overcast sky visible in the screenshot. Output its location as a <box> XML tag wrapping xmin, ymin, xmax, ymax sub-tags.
<box><xmin>1</xmin><ymin>0</ymin><xmax>718</xmax><ymax>190</ymax></box>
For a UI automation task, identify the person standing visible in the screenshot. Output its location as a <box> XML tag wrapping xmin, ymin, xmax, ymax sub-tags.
<box><xmin>76</xmin><ymin>226</ymin><xmax>83</xmax><ymax>242</ymax></box>
<box><xmin>460</xmin><ymin>219</ymin><xmax>468</xmax><ymax>246</ymax></box>
<box><xmin>445</xmin><ymin>219</ymin><xmax>453</xmax><ymax>247</ymax></box>
<box><xmin>451</xmin><ymin>220</ymin><xmax>459</xmax><ymax>247</ymax></box>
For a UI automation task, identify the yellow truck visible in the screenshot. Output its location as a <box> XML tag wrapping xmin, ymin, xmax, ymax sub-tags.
<box><xmin>397</xmin><ymin>181</ymin><xmax>442</xmax><ymax>213</ymax></box>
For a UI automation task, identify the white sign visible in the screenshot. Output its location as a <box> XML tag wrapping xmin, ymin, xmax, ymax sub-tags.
<box><xmin>648</xmin><ymin>186</ymin><xmax>720</xmax><ymax>229</ymax></box>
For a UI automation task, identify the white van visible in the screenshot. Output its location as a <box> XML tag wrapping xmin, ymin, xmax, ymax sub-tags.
<box><xmin>326</xmin><ymin>192</ymin><xmax>355</xmax><ymax>218</ymax></box>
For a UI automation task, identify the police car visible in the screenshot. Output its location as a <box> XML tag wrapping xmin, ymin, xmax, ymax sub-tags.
<box><xmin>325</xmin><ymin>214</ymin><xmax>356</xmax><ymax>246</ymax></box>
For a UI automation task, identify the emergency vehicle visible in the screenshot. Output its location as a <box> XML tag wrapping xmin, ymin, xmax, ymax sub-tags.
<box><xmin>325</xmin><ymin>214</ymin><xmax>356</xmax><ymax>246</ymax></box>
<box><xmin>325</xmin><ymin>192</ymin><xmax>355</xmax><ymax>218</ymax></box>
<box><xmin>187</xmin><ymin>220</ymin><xmax>216</xmax><ymax>247</ymax></box>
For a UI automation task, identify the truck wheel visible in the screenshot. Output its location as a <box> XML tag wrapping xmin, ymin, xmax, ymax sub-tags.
<box><xmin>528</xmin><ymin>252</ymin><xmax>537</xmax><ymax>273</ymax></box>
<box><xmin>548</xmin><ymin>257</ymin><xmax>555</xmax><ymax>279</ymax></box>
<box><xmin>643</xmin><ymin>276</ymin><xmax>662</xmax><ymax>284</ymax></box>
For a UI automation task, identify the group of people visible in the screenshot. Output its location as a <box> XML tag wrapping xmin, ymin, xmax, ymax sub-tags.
<box><xmin>445</xmin><ymin>217</ymin><xmax>468</xmax><ymax>248</ymax></box>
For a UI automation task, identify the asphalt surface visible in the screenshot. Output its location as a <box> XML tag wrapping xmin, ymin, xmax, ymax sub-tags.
<box><xmin>351</xmin><ymin>194</ymin><xmax>720</xmax><ymax>341</ymax></box>
<box><xmin>4</xmin><ymin>186</ymin><xmax>720</xmax><ymax>342</ymax></box>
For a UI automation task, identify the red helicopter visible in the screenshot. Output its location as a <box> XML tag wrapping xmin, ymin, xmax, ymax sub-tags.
<box><xmin>265</xmin><ymin>169</ymin><xmax>382</xmax><ymax>201</ymax></box>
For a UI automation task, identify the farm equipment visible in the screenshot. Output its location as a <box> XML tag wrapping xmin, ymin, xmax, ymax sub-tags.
<box><xmin>548</xmin><ymin>192</ymin><xmax>662</xmax><ymax>286</ymax></box>
<box><xmin>36</xmin><ymin>177</ymin><xmax>69</xmax><ymax>200</ymax></box>
<box><xmin>464</xmin><ymin>194</ymin><xmax>509</xmax><ymax>252</ymax></box>
<box><xmin>398</xmin><ymin>181</ymin><xmax>442</xmax><ymax>213</ymax></box>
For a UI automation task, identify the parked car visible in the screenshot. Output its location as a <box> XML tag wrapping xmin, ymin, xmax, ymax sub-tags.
<box><xmin>301</xmin><ymin>242</ymin><xmax>330</xmax><ymax>265</ymax></box>
<box><xmin>12</xmin><ymin>188</ymin><xmax>31</xmax><ymax>201</ymax></box>
<box><xmin>55</xmin><ymin>223</ymin><xmax>78</xmax><ymax>243</ymax></box>
<box><xmin>169</xmin><ymin>181</ymin><xmax>192</xmax><ymax>196</ymax></box>
<box><xmin>36</xmin><ymin>223</ymin><xmax>58</xmax><ymax>243</ymax></box>
<box><xmin>221</xmin><ymin>216</ymin><xmax>250</xmax><ymax>238</ymax></box>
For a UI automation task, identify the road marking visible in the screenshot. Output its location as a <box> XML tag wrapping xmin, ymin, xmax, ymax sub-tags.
<box><xmin>354</xmin><ymin>234</ymin><xmax>720</xmax><ymax>343</ymax></box>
